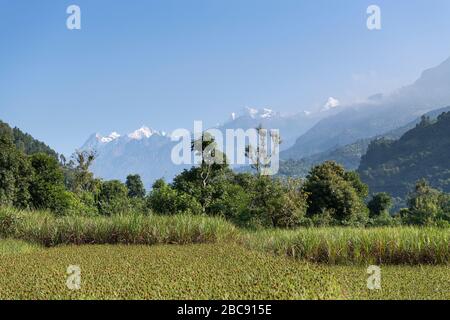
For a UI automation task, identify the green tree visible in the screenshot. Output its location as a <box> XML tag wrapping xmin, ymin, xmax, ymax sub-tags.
<box><xmin>0</xmin><ymin>134</ymin><xmax>33</xmax><ymax>208</ymax></box>
<box><xmin>245</xmin><ymin>125</ymin><xmax>282</xmax><ymax>176</ymax></box>
<box><xmin>170</xmin><ymin>133</ymin><xmax>230</xmax><ymax>213</ymax></box>
<box><xmin>71</xmin><ymin>150</ymin><xmax>96</xmax><ymax>193</ymax></box>
<box><xmin>126</xmin><ymin>174</ymin><xmax>146</xmax><ymax>198</ymax></box>
<box><xmin>147</xmin><ymin>179</ymin><xmax>202</xmax><ymax>215</ymax></box>
<box><xmin>302</xmin><ymin>161</ymin><xmax>368</xmax><ymax>225</ymax></box>
<box><xmin>0</xmin><ymin>120</ymin><xmax>58</xmax><ymax>158</ymax></box>
<box><xmin>29</xmin><ymin>153</ymin><xmax>72</xmax><ymax>213</ymax></box>
<box><xmin>247</xmin><ymin>176</ymin><xmax>308</xmax><ymax>228</ymax></box>
<box><xmin>401</xmin><ymin>179</ymin><xmax>446</xmax><ymax>226</ymax></box>
<box><xmin>97</xmin><ymin>180</ymin><xmax>130</xmax><ymax>215</ymax></box>
<box><xmin>368</xmin><ymin>192</ymin><xmax>393</xmax><ymax>218</ymax></box>
<box><xmin>191</xmin><ymin>132</ymin><xmax>228</xmax><ymax>188</ymax></box>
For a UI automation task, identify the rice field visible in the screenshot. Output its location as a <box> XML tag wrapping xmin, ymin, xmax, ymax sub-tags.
<box><xmin>0</xmin><ymin>241</ymin><xmax>448</xmax><ymax>300</ymax></box>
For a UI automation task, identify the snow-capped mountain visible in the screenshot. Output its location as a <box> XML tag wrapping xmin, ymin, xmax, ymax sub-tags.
<box><xmin>80</xmin><ymin>104</ymin><xmax>339</xmax><ymax>186</ymax></box>
<box><xmin>219</xmin><ymin>104</ymin><xmax>341</xmax><ymax>150</ymax></box>
<box><xmin>127</xmin><ymin>126</ymin><xmax>163</xmax><ymax>140</ymax></box>
<box><xmin>321</xmin><ymin>97</ymin><xmax>340</xmax><ymax>112</ymax></box>
<box><xmin>82</xmin><ymin>126</ymin><xmax>166</xmax><ymax>149</ymax></box>
<box><xmin>241</xmin><ymin>107</ymin><xmax>279</xmax><ymax>119</ymax></box>
<box><xmin>81</xmin><ymin>126</ymin><xmax>187</xmax><ymax>188</ymax></box>
<box><xmin>81</xmin><ymin>56</ymin><xmax>450</xmax><ymax>186</ymax></box>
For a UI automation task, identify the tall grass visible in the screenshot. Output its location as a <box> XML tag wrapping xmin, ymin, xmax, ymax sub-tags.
<box><xmin>0</xmin><ymin>207</ymin><xmax>237</xmax><ymax>247</ymax></box>
<box><xmin>242</xmin><ymin>227</ymin><xmax>450</xmax><ymax>265</ymax></box>
<box><xmin>1</xmin><ymin>207</ymin><xmax>449</xmax><ymax>265</ymax></box>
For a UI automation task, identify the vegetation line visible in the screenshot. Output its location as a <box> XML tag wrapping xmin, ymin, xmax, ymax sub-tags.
<box><xmin>1</xmin><ymin>207</ymin><xmax>449</xmax><ymax>265</ymax></box>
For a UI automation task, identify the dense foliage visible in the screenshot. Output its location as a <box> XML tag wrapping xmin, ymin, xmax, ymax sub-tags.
<box><xmin>1</xmin><ymin>121</ymin><xmax>450</xmax><ymax>228</ymax></box>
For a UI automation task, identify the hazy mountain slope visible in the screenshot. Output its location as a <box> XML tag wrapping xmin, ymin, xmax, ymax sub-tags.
<box><xmin>358</xmin><ymin>111</ymin><xmax>450</xmax><ymax>199</ymax></box>
<box><xmin>282</xmin><ymin>57</ymin><xmax>450</xmax><ymax>159</ymax></box>
<box><xmin>278</xmin><ymin>106</ymin><xmax>450</xmax><ymax>177</ymax></box>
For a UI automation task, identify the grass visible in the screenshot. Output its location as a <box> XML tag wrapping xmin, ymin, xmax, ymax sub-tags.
<box><xmin>0</xmin><ymin>241</ymin><xmax>448</xmax><ymax>300</ymax></box>
<box><xmin>1</xmin><ymin>207</ymin><xmax>449</xmax><ymax>265</ymax></box>
<box><xmin>330</xmin><ymin>264</ymin><xmax>450</xmax><ymax>300</ymax></box>
<box><xmin>242</xmin><ymin>227</ymin><xmax>450</xmax><ymax>265</ymax></box>
<box><xmin>0</xmin><ymin>242</ymin><xmax>341</xmax><ymax>300</ymax></box>
<box><xmin>0</xmin><ymin>207</ymin><xmax>237</xmax><ymax>247</ymax></box>
<box><xmin>0</xmin><ymin>238</ymin><xmax>41</xmax><ymax>255</ymax></box>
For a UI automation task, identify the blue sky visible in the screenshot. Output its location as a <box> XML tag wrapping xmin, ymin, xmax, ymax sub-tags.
<box><xmin>1</xmin><ymin>0</ymin><xmax>450</xmax><ymax>155</ymax></box>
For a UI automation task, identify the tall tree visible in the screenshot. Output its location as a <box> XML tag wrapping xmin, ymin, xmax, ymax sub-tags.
<box><xmin>191</xmin><ymin>132</ymin><xmax>227</xmax><ymax>188</ymax></box>
<box><xmin>126</xmin><ymin>174</ymin><xmax>146</xmax><ymax>198</ymax></box>
<box><xmin>72</xmin><ymin>150</ymin><xmax>96</xmax><ymax>193</ymax></box>
<box><xmin>368</xmin><ymin>192</ymin><xmax>393</xmax><ymax>218</ymax></box>
<box><xmin>245</xmin><ymin>124</ymin><xmax>281</xmax><ymax>176</ymax></box>
<box><xmin>0</xmin><ymin>134</ymin><xmax>33</xmax><ymax>208</ymax></box>
<box><xmin>29</xmin><ymin>153</ymin><xmax>67</xmax><ymax>210</ymax></box>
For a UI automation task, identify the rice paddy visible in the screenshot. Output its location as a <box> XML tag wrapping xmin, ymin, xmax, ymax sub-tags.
<box><xmin>0</xmin><ymin>241</ymin><xmax>448</xmax><ymax>300</ymax></box>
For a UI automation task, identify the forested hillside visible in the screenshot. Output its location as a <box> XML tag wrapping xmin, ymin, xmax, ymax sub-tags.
<box><xmin>279</xmin><ymin>106</ymin><xmax>450</xmax><ymax>177</ymax></box>
<box><xmin>359</xmin><ymin>112</ymin><xmax>450</xmax><ymax>199</ymax></box>
<box><xmin>0</xmin><ymin>120</ymin><xmax>58</xmax><ymax>158</ymax></box>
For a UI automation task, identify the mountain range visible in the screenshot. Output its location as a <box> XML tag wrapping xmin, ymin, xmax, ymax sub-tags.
<box><xmin>278</xmin><ymin>105</ymin><xmax>450</xmax><ymax>177</ymax></box>
<box><xmin>281</xmin><ymin>57</ymin><xmax>450</xmax><ymax>159</ymax></box>
<box><xmin>80</xmin><ymin>56</ymin><xmax>450</xmax><ymax>188</ymax></box>
<box><xmin>80</xmin><ymin>104</ymin><xmax>340</xmax><ymax>186</ymax></box>
<box><xmin>81</xmin><ymin>127</ymin><xmax>186</xmax><ymax>188</ymax></box>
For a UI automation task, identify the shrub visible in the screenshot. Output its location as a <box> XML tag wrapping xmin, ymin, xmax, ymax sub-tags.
<box><xmin>147</xmin><ymin>180</ymin><xmax>202</xmax><ymax>215</ymax></box>
<box><xmin>207</xmin><ymin>182</ymin><xmax>252</xmax><ymax>224</ymax></box>
<box><xmin>97</xmin><ymin>180</ymin><xmax>130</xmax><ymax>215</ymax></box>
<box><xmin>246</xmin><ymin>177</ymin><xmax>308</xmax><ymax>229</ymax></box>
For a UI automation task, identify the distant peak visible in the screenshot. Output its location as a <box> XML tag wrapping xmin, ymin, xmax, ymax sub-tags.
<box><xmin>128</xmin><ymin>126</ymin><xmax>157</xmax><ymax>140</ymax></box>
<box><xmin>245</xmin><ymin>107</ymin><xmax>259</xmax><ymax>118</ymax></box>
<box><xmin>97</xmin><ymin>132</ymin><xmax>121</xmax><ymax>143</ymax></box>
<box><xmin>321</xmin><ymin>97</ymin><xmax>340</xmax><ymax>111</ymax></box>
<box><xmin>238</xmin><ymin>107</ymin><xmax>278</xmax><ymax>119</ymax></box>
